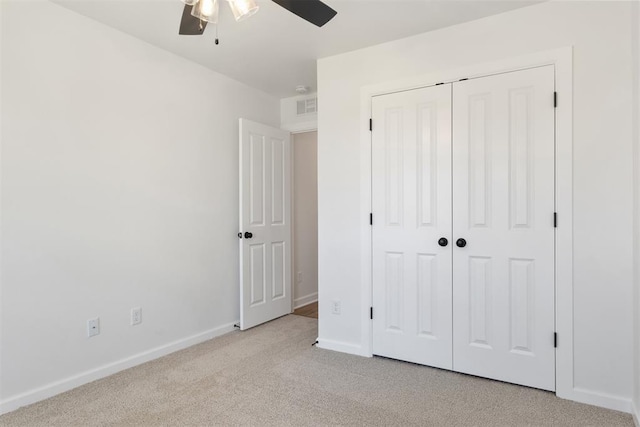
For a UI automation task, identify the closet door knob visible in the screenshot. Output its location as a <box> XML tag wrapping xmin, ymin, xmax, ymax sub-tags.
<box><xmin>244</xmin><ymin>232</ymin><xmax>253</xmax><ymax>239</ymax></box>
<box><xmin>456</xmin><ymin>238</ymin><xmax>467</xmax><ymax>248</ymax></box>
<box><xmin>438</xmin><ymin>238</ymin><xmax>448</xmax><ymax>247</ymax></box>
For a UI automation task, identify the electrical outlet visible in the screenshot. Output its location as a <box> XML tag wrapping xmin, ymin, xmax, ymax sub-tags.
<box><xmin>131</xmin><ymin>307</ymin><xmax>142</xmax><ymax>326</ymax></box>
<box><xmin>87</xmin><ymin>317</ymin><xmax>100</xmax><ymax>337</ymax></box>
<box><xmin>297</xmin><ymin>272</ymin><xmax>303</xmax><ymax>284</ymax></box>
<box><xmin>331</xmin><ymin>300</ymin><xmax>341</xmax><ymax>315</ymax></box>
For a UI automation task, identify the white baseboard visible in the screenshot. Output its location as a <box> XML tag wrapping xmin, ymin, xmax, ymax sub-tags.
<box><xmin>0</xmin><ymin>321</ymin><xmax>238</xmax><ymax>416</ymax></box>
<box><xmin>294</xmin><ymin>292</ymin><xmax>318</xmax><ymax>309</ymax></box>
<box><xmin>632</xmin><ymin>400</ymin><xmax>639</xmax><ymax>427</ymax></box>
<box><xmin>319</xmin><ymin>340</ymin><xmax>634</xmax><ymax>414</ymax></box>
<box><xmin>316</xmin><ymin>338</ymin><xmax>369</xmax><ymax>357</ymax></box>
<box><xmin>564</xmin><ymin>387</ymin><xmax>632</xmax><ymax>414</ymax></box>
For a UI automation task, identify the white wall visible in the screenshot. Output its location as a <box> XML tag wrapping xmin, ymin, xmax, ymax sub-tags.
<box><xmin>0</xmin><ymin>0</ymin><xmax>4</xmax><ymax>410</ymax></box>
<box><xmin>280</xmin><ymin>93</ymin><xmax>318</xmax><ymax>133</ymax></box>
<box><xmin>0</xmin><ymin>0</ymin><xmax>279</xmax><ymax>413</ymax></box>
<box><xmin>633</xmin><ymin>3</ymin><xmax>640</xmax><ymax>424</ymax></box>
<box><xmin>317</xmin><ymin>0</ymin><xmax>635</xmax><ymax>412</ymax></box>
<box><xmin>293</xmin><ymin>131</ymin><xmax>318</xmax><ymax>309</ymax></box>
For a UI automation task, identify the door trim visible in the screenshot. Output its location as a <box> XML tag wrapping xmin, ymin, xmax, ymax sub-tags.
<box><xmin>290</xmin><ymin>130</ymin><xmax>318</xmax><ymax>314</ymax></box>
<box><xmin>359</xmin><ymin>48</ymin><xmax>579</xmax><ymax>406</ymax></box>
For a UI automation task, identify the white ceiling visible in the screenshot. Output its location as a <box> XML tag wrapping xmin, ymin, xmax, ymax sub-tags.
<box><xmin>52</xmin><ymin>0</ymin><xmax>539</xmax><ymax>98</ymax></box>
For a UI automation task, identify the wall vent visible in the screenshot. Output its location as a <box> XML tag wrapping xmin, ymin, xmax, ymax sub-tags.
<box><xmin>296</xmin><ymin>97</ymin><xmax>317</xmax><ymax>115</ymax></box>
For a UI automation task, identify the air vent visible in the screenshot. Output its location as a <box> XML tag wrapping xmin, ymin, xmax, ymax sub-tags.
<box><xmin>296</xmin><ymin>97</ymin><xmax>317</xmax><ymax>115</ymax></box>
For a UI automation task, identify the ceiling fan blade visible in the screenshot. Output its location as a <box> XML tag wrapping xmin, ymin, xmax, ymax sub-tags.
<box><xmin>179</xmin><ymin>5</ymin><xmax>207</xmax><ymax>35</ymax></box>
<box><xmin>271</xmin><ymin>0</ymin><xmax>337</xmax><ymax>27</ymax></box>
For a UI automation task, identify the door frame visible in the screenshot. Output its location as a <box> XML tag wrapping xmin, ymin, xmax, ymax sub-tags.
<box><xmin>289</xmin><ymin>128</ymin><xmax>319</xmax><ymax>313</ymax></box>
<box><xmin>359</xmin><ymin>47</ymin><xmax>575</xmax><ymax>403</ymax></box>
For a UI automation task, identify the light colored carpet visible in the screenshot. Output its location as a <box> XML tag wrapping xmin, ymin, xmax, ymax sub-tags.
<box><xmin>0</xmin><ymin>315</ymin><xmax>633</xmax><ymax>426</ymax></box>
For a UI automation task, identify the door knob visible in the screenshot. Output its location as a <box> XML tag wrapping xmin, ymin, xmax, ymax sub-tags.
<box><xmin>456</xmin><ymin>238</ymin><xmax>467</xmax><ymax>248</ymax></box>
<box><xmin>438</xmin><ymin>238</ymin><xmax>448</xmax><ymax>247</ymax></box>
<box><xmin>244</xmin><ymin>232</ymin><xmax>253</xmax><ymax>239</ymax></box>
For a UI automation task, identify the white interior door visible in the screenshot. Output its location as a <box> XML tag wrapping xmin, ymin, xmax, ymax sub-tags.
<box><xmin>372</xmin><ymin>84</ymin><xmax>453</xmax><ymax>369</ymax></box>
<box><xmin>239</xmin><ymin>119</ymin><xmax>292</xmax><ymax>330</ymax></box>
<box><xmin>452</xmin><ymin>66</ymin><xmax>556</xmax><ymax>390</ymax></box>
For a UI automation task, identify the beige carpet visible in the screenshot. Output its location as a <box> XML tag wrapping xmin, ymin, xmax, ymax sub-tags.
<box><xmin>0</xmin><ymin>315</ymin><xmax>633</xmax><ymax>426</ymax></box>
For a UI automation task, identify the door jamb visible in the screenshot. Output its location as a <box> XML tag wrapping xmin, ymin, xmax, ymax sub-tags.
<box><xmin>289</xmin><ymin>128</ymin><xmax>318</xmax><ymax>313</ymax></box>
<box><xmin>359</xmin><ymin>47</ymin><xmax>573</xmax><ymax>401</ymax></box>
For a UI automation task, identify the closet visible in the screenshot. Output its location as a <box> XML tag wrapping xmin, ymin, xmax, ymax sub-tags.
<box><xmin>371</xmin><ymin>66</ymin><xmax>556</xmax><ymax>391</ymax></box>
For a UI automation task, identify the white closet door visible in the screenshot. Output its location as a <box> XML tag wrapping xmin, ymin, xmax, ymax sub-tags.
<box><xmin>372</xmin><ymin>84</ymin><xmax>453</xmax><ymax>369</ymax></box>
<box><xmin>452</xmin><ymin>66</ymin><xmax>555</xmax><ymax>390</ymax></box>
<box><xmin>239</xmin><ymin>119</ymin><xmax>292</xmax><ymax>330</ymax></box>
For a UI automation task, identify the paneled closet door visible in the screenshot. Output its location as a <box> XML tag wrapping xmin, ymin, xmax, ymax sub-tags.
<box><xmin>372</xmin><ymin>84</ymin><xmax>453</xmax><ymax>369</ymax></box>
<box><xmin>452</xmin><ymin>66</ymin><xmax>556</xmax><ymax>391</ymax></box>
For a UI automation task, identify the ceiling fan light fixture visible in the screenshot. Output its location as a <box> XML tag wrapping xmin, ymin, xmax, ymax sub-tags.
<box><xmin>227</xmin><ymin>0</ymin><xmax>259</xmax><ymax>22</ymax></box>
<box><xmin>191</xmin><ymin>0</ymin><xmax>219</xmax><ymax>24</ymax></box>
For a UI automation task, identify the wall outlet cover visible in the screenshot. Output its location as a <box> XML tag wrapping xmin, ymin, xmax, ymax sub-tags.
<box><xmin>87</xmin><ymin>317</ymin><xmax>100</xmax><ymax>338</ymax></box>
<box><xmin>131</xmin><ymin>307</ymin><xmax>142</xmax><ymax>326</ymax></box>
<box><xmin>331</xmin><ymin>300</ymin><xmax>341</xmax><ymax>315</ymax></box>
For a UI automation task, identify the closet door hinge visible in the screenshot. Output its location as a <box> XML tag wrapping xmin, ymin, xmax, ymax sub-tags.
<box><xmin>369</xmin><ymin>118</ymin><xmax>372</xmax><ymax>131</ymax></box>
<box><xmin>554</xmin><ymin>332</ymin><xmax>558</xmax><ymax>348</ymax></box>
<box><xmin>554</xmin><ymin>212</ymin><xmax>558</xmax><ymax>228</ymax></box>
<box><xmin>554</xmin><ymin>92</ymin><xmax>558</xmax><ymax>108</ymax></box>
<box><xmin>370</xmin><ymin>307</ymin><xmax>374</xmax><ymax>320</ymax></box>
<box><xmin>370</xmin><ymin>213</ymin><xmax>373</xmax><ymax>225</ymax></box>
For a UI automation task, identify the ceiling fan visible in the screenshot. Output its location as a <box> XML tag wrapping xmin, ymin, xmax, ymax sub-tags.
<box><xmin>179</xmin><ymin>0</ymin><xmax>337</xmax><ymax>36</ymax></box>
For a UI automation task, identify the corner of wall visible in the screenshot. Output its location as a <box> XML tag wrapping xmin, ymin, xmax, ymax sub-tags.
<box><xmin>633</xmin><ymin>1</ymin><xmax>640</xmax><ymax>423</ymax></box>
<box><xmin>0</xmin><ymin>0</ymin><xmax>4</xmax><ymax>408</ymax></box>
<box><xmin>316</xmin><ymin>339</ymin><xmax>368</xmax><ymax>357</ymax></box>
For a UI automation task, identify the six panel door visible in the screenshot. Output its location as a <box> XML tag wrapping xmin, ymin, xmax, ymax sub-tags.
<box><xmin>372</xmin><ymin>84</ymin><xmax>453</xmax><ymax>369</ymax></box>
<box><xmin>239</xmin><ymin>119</ymin><xmax>292</xmax><ymax>331</ymax></box>
<box><xmin>452</xmin><ymin>66</ymin><xmax>555</xmax><ymax>391</ymax></box>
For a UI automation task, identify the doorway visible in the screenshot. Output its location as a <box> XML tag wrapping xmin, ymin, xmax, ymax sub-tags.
<box><xmin>237</xmin><ymin>121</ymin><xmax>319</xmax><ymax>328</ymax></box>
<box><xmin>292</xmin><ymin>131</ymin><xmax>319</xmax><ymax>319</ymax></box>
